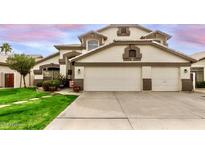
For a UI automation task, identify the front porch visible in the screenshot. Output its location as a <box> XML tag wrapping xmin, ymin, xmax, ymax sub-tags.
<box><xmin>191</xmin><ymin>67</ymin><xmax>205</xmax><ymax>82</ymax></box>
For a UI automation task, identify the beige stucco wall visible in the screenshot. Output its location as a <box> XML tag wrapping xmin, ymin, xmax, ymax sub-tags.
<box><xmin>0</xmin><ymin>65</ymin><xmax>30</xmax><ymax>88</ymax></box>
<box><xmin>34</xmin><ymin>75</ymin><xmax>43</xmax><ymax>80</ymax></box>
<box><xmin>192</xmin><ymin>59</ymin><xmax>205</xmax><ymax>67</ymax></box>
<box><xmin>99</xmin><ymin>27</ymin><xmax>149</xmax><ymax>44</ymax></box>
<box><xmin>60</xmin><ymin>64</ymin><xmax>66</xmax><ymax>76</ymax></box>
<box><xmin>142</xmin><ymin>66</ymin><xmax>151</xmax><ymax>78</ymax></box>
<box><xmin>77</xmin><ymin>45</ymin><xmax>189</xmax><ymax>63</ymax></box>
<box><xmin>180</xmin><ymin>67</ymin><xmax>191</xmax><ymax>79</ymax></box>
<box><xmin>74</xmin><ymin>66</ymin><xmax>84</xmax><ymax>79</ymax></box>
<box><xmin>33</xmin><ymin>54</ymin><xmax>60</xmax><ymax>71</ymax></box>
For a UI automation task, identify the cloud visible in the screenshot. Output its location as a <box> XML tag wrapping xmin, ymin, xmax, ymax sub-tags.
<box><xmin>0</xmin><ymin>24</ymin><xmax>105</xmax><ymax>56</ymax></box>
<box><xmin>144</xmin><ymin>24</ymin><xmax>205</xmax><ymax>54</ymax></box>
<box><xmin>0</xmin><ymin>24</ymin><xmax>85</xmax><ymax>42</ymax></box>
<box><xmin>173</xmin><ymin>25</ymin><xmax>205</xmax><ymax>47</ymax></box>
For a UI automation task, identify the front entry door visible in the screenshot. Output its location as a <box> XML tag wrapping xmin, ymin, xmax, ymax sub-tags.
<box><xmin>5</xmin><ymin>73</ymin><xmax>14</xmax><ymax>87</ymax></box>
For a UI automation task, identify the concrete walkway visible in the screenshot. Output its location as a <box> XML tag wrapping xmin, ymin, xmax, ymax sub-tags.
<box><xmin>195</xmin><ymin>88</ymin><xmax>205</xmax><ymax>94</ymax></box>
<box><xmin>55</xmin><ymin>88</ymin><xmax>82</xmax><ymax>96</ymax></box>
<box><xmin>46</xmin><ymin>91</ymin><xmax>205</xmax><ymax>130</ymax></box>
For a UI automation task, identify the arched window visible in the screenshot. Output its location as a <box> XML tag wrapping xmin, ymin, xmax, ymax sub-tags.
<box><xmin>123</xmin><ymin>45</ymin><xmax>142</xmax><ymax>61</ymax></box>
<box><xmin>129</xmin><ymin>49</ymin><xmax>136</xmax><ymax>58</ymax></box>
<box><xmin>87</xmin><ymin>40</ymin><xmax>99</xmax><ymax>50</ymax></box>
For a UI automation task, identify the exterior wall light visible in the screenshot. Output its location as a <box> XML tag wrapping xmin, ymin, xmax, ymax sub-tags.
<box><xmin>78</xmin><ymin>69</ymin><xmax>81</xmax><ymax>74</ymax></box>
<box><xmin>184</xmin><ymin>69</ymin><xmax>188</xmax><ymax>73</ymax></box>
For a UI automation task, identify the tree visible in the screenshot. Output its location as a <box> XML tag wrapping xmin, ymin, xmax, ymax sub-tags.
<box><xmin>0</xmin><ymin>43</ymin><xmax>12</xmax><ymax>54</ymax></box>
<box><xmin>6</xmin><ymin>54</ymin><xmax>35</xmax><ymax>88</ymax></box>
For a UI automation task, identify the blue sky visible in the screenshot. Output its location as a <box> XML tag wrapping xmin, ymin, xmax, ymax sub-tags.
<box><xmin>0</xmin><ymin>24</ymin><xmax>205</xmax><ymax>57</ymax></box>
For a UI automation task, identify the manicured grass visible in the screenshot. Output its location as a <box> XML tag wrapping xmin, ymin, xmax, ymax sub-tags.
<box><xmin>0</xmin><ymin>88</ymin><xmax>48</xmax><ymax>105</ymax></box>
<box><xmin>0</xmin><ymin>94</ymin><xmax>78</xmax><ymax>130</ymax></box>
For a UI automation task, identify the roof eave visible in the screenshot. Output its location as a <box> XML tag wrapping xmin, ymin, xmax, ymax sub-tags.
<box><xmin>54</xmin><ymin>45</ymin><xmax>84</xmax><ymax>50</ymax></box>
<box><xmin>71</xmin><ymin>40</ymin><xmax>196</xmax><ymax>63</ymax></box>
<box><xmin>97</xmin><ymin>24</ymin><xmax>153</xmax><ymax>33</ymax></box>
<box><xmin>0</xmin><ymin>62</ymin><xmax>8</xmax><ymax>66</ymax></box>
<box><xmin>35</xmin><ymin>52</ymin><xmax>60</xmax><ymax>65</ymax></box>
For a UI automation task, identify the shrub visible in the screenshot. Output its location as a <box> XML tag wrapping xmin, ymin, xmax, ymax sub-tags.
<box><xmin>49</xmin><ymin>80</ymin><xmax>60</xmax><ymax>88</ymax></box>
<box><xmin>196</xmin><ymin>81</ymin><xmax>205</xmax><ymax>88</ymax></box>
<box><xmin>36</xmin><ymin>81</ymin><xmax>43</xmax><ymax>87</ymax></box>
<box><xmin>42</xmin><ymin>80</ymin><xmax>60</xmax><ymax>91</ymax></box>
<box><xmin>42</xmin><ymin>80</ymin><xmax>50</xmax><ymax>91</ymax></box>
<box><xmin>57</xmin><ymin>74</ymin><xmax>68</xmax><ymax>88</ymax></box>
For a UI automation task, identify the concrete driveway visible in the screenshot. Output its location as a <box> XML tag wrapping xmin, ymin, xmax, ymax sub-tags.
<box><xmin>46</xmin><ymin>92</ymin><xmax>205</xmax><ymax>130</ymax></box>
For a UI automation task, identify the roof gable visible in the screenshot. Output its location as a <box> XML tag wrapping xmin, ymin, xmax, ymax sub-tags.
<box><xmin>141</xmin><ymin>30</ymin><xmax>172</xmax><ymax>40</ymax></box>
<box><xmin>78</xmin><ymin>31</ymin><xmax>107</xmax><ymax>41</ymax></box>
<box><xmin>35</xmin><ymin>52</ymin><xmax>60</xmax><ymax>65</ymax></box>
<box><xmin>97</xmin><ymin>24</ymin><xmax>153</xmax><ymax>33</ymax></box>
<box><xmin>71</xmin><ymin>40</ymin><xmax>196</xmax><ymax>63</ymax></box>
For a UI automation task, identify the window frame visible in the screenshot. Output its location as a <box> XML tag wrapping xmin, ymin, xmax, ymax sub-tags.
<box><xmin>86</xmin><ymin>39</ymin><xmax>99</xmax><ymax>51</ymax></box>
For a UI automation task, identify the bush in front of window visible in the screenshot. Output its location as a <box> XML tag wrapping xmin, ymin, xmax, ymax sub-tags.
<box><xmin>42</xmin><ymin>80</ymin><xmax>60</xmax><ymax>91</ymax></box>
<box><xmin>42</xmin><ymin>80</ymin><xmax>50</xmax><ymax>91</ymax></box>
<box><xmin>57</xmin><ymin>74</ymin><xmax>68</xmax><ymax>88</ymax></box>
<box><xmin>196</xmin><ymin>81</ymin><xmax>205</xmax><ymax>88</ymax></box>
<box><xmin>49</xmin><ymin>80</ymin><xmax>60</xmax><ymax>89</ymax></box>
<box><xmin>36</xmin><ymin>81</ymin><xmax>43</xmax><ymax>87</ymax></box>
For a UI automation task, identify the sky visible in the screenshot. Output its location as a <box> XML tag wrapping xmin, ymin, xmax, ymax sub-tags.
<box><xmin>1</xmin><ymin>24</ymin><xmax>205</xmax><ymax>57</ymax></box>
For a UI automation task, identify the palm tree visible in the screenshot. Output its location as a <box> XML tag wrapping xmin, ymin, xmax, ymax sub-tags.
<box><xmin>0</xmin><ymin>43</ymin><xmax>12</xmax><ymax>54</ymax></box>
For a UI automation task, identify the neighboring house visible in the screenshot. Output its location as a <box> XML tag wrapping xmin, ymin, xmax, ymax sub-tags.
<box><xmin>32</xmin><ymin>52</ymin><xmax>60</xmax><ymax>85</ymax></box>
<box><xmin>0</xmin><ymin>54</ymin><xmax>42</xmax><ymax>88</ymax></box>
<box><xmin>33</xmin><ymin>24</ymin><xmax>196</xmax><ymax>91</ymax></box>
<box><xmin>191</xmin><ymin>51</ymin><xmax>205</xmax><ymax>82</ymax></box>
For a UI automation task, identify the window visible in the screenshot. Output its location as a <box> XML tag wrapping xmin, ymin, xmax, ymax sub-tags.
<box><xmin>129</xmin><ymin>49</ymin><xmax>136</xmax><ymax>58</ymax></box>
<box><xmin>43</xmin><ymin>67</ymin><xmax>60</xmax><ymax>79</ymax></box>
<box><xmin>121</xmin><ymin>27</ymin><xmax>127</xmax><ymax>34</ymax></box>
<box><xmin>87</xmin><ymin>40</ymin><xmax>99</xmax><ymax>50</ymax></box>
<box><xmin>123</xmin><ymin>45</ymin><xmax>142</xmax><ymax>61</ymax></box>
<box><xmin>117</xmin><ymin>27</ymin><xmax>130</xmax><ymax>36</ymax></box>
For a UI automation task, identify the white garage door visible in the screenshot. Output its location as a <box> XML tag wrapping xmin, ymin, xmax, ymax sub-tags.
<box><xmin>84</xmin><ymin>67</ymin><xmax>141</xmax><ymax>91</ymax></box>
<box><xmin>152</xmin><ymin>67</ymin><xmax>179</xmax><ymax>91</ymax></box>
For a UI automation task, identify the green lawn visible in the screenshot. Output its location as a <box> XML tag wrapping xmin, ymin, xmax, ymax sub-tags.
<box><xmin>0</xmin><ymin>88</ymin><xmax>48</xmax><ymax>105</ymax></box>
<box><xmin>0</xmin><ymin>88</ymin><xmax>78</xmax><ymax>130</ymax></box>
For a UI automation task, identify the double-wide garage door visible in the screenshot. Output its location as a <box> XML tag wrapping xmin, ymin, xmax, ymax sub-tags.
<box><xmin>84</xmin><ymin>67</ymin><xmax>141</xmax><ymax>91</ymax></box>
<box><xmin>84</xmin><ymin>66</ymin><xmax>179</xmax><ymax>91</ymax></box>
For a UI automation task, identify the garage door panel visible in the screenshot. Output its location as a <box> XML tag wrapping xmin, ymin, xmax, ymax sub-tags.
<box><xmin>152</xmin><ymin>67</ymin><xmax>179</xmax><ymax>91</ymax></box>
<box><xmin>84</xmin><ymin>67</ymin><xmax>141</xmax><ymax>91</ymax></box>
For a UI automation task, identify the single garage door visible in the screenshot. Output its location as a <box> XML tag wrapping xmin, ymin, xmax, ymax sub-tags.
<box><xmin>84</xmin><ymin>67</ymin><xmax>141</xmax><ymax>91</ymax></box>
<box><xmin>152</xmin><ymin>67</ymin><xmax>179</xmax><ymax>91</ymax></box>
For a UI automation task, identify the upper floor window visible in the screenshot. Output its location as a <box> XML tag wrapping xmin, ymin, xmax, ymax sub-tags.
<box><xmin>87</xmin><ymin>40</ymin><xmax>99</xmax><ymax>50</ymax></box>
<box><xmin>121</xmin><ymin>27</ymin><xmax>127</xmax><ymax>34</ymax></box>
<box><xmin>117</xmin><ymin>27</ymin><xmax>130</xmax><ymax>36</ymax></box>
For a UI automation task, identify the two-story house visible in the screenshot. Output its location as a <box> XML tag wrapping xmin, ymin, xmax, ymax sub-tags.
<box><xmin>33</xmin><ymin>24</ymin><xmax>196</xmax><ymax>91</ymax></box>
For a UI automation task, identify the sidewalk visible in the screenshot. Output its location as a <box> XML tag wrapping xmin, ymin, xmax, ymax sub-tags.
<box><xmin>55</xmin><ymin>88</ymin><xmax>82</xmax><ymax>96</ymax></box>
<box><xmin>194</xmin><ymin>88</ymin><xmax>205</xmax><ymax>94</ymax></box>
